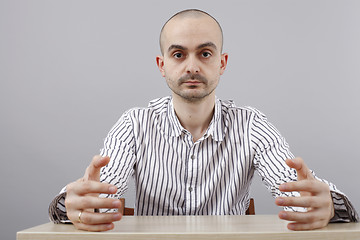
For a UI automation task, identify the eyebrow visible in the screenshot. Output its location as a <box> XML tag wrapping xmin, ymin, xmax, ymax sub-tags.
<box><xmin>197</xmin><ymin>42</ymin><xmax>217</xmax><ymax>50</ymax></box>
<box><xmin>167</xmin><ymin>42</ymin><xmax>218</xmax><ymax>53</ymax></box>
<box><xmin>168</xmin><ymin>44</ymin><xmax>187</xmax><ymax>53</ymax></box>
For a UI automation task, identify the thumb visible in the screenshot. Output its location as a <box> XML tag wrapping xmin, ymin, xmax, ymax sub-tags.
<box><xmin>285</xmin><ymin>157</ymin><xmax>313</xmax><ymax>181</ymax></box>
<box><xmin>84</xmin><ymin>155</ymin><xmax>110</xmax><ymax>181</ymax></box>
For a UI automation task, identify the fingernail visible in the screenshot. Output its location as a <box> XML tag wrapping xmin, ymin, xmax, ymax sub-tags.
<box><xmin>112</xmin><ymin>200</ymin><xmax>121</xmax><ymax>208</ymax></box>
<box><xmin>279</xmin><ymin>184</ymin><xmax>286</xmax><ymax>191</ymax></box>
<box><xmin>279</xmin><ymin>212</ymin><xmax>287</xmax><ymax>219</ymax></box>
<box><xmin>277</xmin><ymin>198</ymin><xmax>285</xmax><ymax>205</ymax></box>
<box><xmin>286</xmin><ymin>159</ymin><xmax>295</xmax><ymax>166</ymax></box>
<box><xmin>113</xmin><ymin>213</ymin><xmax>121</xmax><ymax>221</ymax></box>
<box><xmin>109</xmin><ymin>186</ymin><xmax>117</xmax><ymax>193</ymax></box>
<box><xmin>287</xmin><ymin>223</ymin><xmax>295</xmax><ymax>230</ymax></box>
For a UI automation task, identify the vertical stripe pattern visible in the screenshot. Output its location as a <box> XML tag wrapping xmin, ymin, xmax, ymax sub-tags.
<box><xmin>49</xmin><ymin>96</ymin><xmax>358</xmax><ymax>223</ymax></box>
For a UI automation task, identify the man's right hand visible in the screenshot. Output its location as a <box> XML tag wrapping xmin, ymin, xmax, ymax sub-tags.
<box><xmin>65</xmin><ymin>155</ymin><xmax>123</xmax><ymax>231</ymax></box>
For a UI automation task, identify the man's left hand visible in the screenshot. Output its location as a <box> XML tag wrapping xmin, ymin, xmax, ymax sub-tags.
<box><xmin>275</xmin><ymin>157</ymin><xmax>335</xmax><ymax>230</ymax></box>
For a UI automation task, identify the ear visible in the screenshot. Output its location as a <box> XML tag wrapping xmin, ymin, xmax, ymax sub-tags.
<box><xmin>156</xmin><ymin>55</ymin><xmax>166</xmax><ymax>77</ymax></box>
<box><xmin>219</xmin><ymin>53</ymin><xmax>228</xmax><ymax>75</ymax></box>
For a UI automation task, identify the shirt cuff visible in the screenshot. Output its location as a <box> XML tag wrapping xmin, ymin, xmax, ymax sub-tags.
<box><xmin>330</xmin><ymin>191</ymin><xmax>359</xmax><ymax>223</ymax></box>
<box><xmin>48</xmin><ymin>191</ymin><xmax>71</xmax><ymax>224</ymax></box>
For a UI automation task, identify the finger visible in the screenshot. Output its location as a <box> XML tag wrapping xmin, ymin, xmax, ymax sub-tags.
<box><xmin>278</xmin><ymin>210</ymin><xmax>317</xmax><ymax>223</ymax></box>
<box><xmin>279</xmin><ymin>179</ymin><xmax>328</xmax><ymax>194</ymax></box>
<box><xmin>278</xmin><ymin>210</ymin><xmax>329</xmax><ymax>230</ymax></box>
<box><xmin>84</xmin><ymin>155</ymin><xmax>110</xmax><ymax>181</ymax></box>
<box><xmin>276</xmin><ymin>196</ymin><xmax>323</xmax><ymax>209</ymax></box>
<box><xmin>74</xmin><ymin>222</ymin><xmax>115</xmax><ymax>232</ymax></box>
<box><xmin>67</xmin><ymin>181</ymin><xmax>117</xmax><ymax>196</ymax></box>
<box><xmin>287</xmin><ymin>220</ymin><xmax>327</xmax><ymax>231</ymax></box>
<box><xmin>285</xmin><ymin>158</ymin><xmax>314</xmax><ymax>181</ymax></box>
<box><xmin>69</xmin><ymin>196</ymin><xmax>122</xmax><ymax>210</ymax></box>
<box><xmin>77</xmin><ymin>211</ymin><xmax>122</xmax><ymax>225</ymax></box>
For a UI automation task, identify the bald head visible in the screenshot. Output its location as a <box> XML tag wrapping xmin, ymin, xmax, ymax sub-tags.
<box><xmin>159</xmin><ymin>9</ymin><xmax>223</xmax><ymax>55</ymax></box>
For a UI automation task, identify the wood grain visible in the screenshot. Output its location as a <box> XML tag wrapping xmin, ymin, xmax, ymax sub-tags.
<box><xmin>17</xmin><ymin>215</ymin><xmax>360</xmax><ymax>240</ymax></box>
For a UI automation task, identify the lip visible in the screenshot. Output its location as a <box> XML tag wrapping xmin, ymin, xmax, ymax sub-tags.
<box><xmin>184</xmin><ymin>80</ymin><xmax>202</xmax><ymax>84</ymax></box>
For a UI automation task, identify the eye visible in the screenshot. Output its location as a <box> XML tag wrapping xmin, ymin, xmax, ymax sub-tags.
<box><xmin>173</xmin><ymin>52</ymin><xmax>183</xmax><ymax>59</ymax></box>
<box><xmin>201</xmin><ymin>51</ymin><xmax>212</xmax><ymax>58</ymax></box>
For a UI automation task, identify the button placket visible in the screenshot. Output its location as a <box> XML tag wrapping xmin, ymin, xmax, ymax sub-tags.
<box><xmin>185</xmin><ymin>142</ymin><xmax>199</xmax><ymax>215</ymax></box>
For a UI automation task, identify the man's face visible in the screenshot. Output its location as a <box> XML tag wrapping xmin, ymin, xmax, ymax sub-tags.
<box><xmin>157</xmin><ymin>16</ymin><xmax>228</xmax><ymax>102</ymax></box>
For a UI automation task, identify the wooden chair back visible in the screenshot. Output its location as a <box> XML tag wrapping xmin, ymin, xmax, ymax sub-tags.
<box><xmin>120</xmin><ymin>198</ymin><xmax>255</xmax><ymax>216</ymax></box>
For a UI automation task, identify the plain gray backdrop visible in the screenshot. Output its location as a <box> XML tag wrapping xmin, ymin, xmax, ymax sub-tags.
<box><xmin>1</xmin><ymin>1</ymin><xmax>359</xmax><ymax>239</ymax></box>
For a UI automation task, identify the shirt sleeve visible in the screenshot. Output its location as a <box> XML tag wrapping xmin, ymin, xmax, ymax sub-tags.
<box><xmin>48</xmin><ymin>110</ymin><xmax>137</xmax><ymax>222</ymax></box>
<box><xmin>249</xmin><ymin>108</ymin><xmax>359</xmax><ymax>222</ymax></box>
<box><xmin>48</xmin><ymin>187</ymin><xmax>71</xmax><ymax>223</ymax></box>
<box><xmin>98</xmin><ymin>110</ymin><xmax>137</xmax><ymax>213</ymax></box>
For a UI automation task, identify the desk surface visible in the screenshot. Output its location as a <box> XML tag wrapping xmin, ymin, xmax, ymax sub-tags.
<box><xmin>17</xmin><ymin>215</ymin><xmax>360</xmax><ymax>240</ymax></box>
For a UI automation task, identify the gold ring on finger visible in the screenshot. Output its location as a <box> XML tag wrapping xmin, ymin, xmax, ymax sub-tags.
<box><xmin>78</xmin><ymin>210</ymin><xmax>83</xmax><ymax>223</ymax></box>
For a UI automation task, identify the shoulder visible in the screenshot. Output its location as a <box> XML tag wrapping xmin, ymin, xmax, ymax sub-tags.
<box><xmin>218</xmin><ymin>99</ymin><xmax>268</xmax><ymax>121</ymax></box>
<box><xmin>107</xmin><ymin>97</ymin><xmax>170</xmax><ymax>135</ymax></box>
<box><xmin>120</xmin><ymin>96</ymin><xmax>171</xmax><ymax>119</ymax></box>
<box><xmin>111</xmin><ymin>97</ymin><xmax>171</xmax><ymax>129</ymax></box>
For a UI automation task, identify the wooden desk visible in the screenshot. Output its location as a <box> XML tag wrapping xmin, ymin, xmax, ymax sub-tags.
<box><xmin>17</xmin><ymin>215</ymin><xmax>360</xmax><ymax>240</ymax></box>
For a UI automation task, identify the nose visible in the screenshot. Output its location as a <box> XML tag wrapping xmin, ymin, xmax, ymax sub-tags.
<box><xmin>185</xmin><ymin>55</ymin><xmax>200</xmax><ymax>74</ymax></box>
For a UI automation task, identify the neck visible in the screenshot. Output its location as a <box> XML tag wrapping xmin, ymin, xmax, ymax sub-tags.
<box><xmin>172</xmin><ymin>93</ymin><xmax>215</xmax><ymax>142</ymax></box>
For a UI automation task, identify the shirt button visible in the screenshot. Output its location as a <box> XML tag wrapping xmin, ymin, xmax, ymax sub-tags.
<box><xmin>191</xmin><ymin>155</ymin><xmax>195</xmax><ymax>160</ymax></box>
<box><xmin>188</xmin><ymin>187</ymin><xmax>193</xmax><ymax>192</ymax></box>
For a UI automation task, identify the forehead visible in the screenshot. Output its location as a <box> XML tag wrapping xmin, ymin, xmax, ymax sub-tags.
<box><xmin>161</xmin><ymin>16</ymin><xmax>222</xmax><ymax>52</ymax></box>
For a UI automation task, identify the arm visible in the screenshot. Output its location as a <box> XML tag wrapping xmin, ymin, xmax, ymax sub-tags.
<box><xmin>250</xmin><ymin>109</ymin><xmax>358</xmax><ymax>230</ymax></box>
<box><xmin>49</xmin><ymin>110</ymin><xmax>137</xmax><ymax>230</ymax></box>
<box><xmin>64</xmin><ymin>156</ymin><xmax>123</xmax><ymax>231</ymax></box>
<box><xmin>275</xmin><ymin>158</ymin><xmax>359</xmax><ymax>230</ymax></box>
<box><xmin>275</xmin><ymin>158</ymin><xmax>334</xmax><ymax>230</ymax></box>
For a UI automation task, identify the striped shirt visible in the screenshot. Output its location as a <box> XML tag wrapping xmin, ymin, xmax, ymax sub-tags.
<box><xmin>49</xmin><ymin>96</ymin><xmax>358</xmax><ymax>223</ymax></box>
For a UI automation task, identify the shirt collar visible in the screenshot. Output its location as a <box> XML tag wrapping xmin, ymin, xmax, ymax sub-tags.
<box><xmin>167</xmin><ymin>99</ymin><xmax>184</xmax><ymax>138</ymax></box>
<box><xmin>167</xmin><ymin>97</ymin><xmax>225</xmax><ymax>142</ymax></box>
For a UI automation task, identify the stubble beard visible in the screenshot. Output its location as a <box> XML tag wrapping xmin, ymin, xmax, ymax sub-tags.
<box><xmin>166</xmin><ymin>73</ymin><xmax>217</xmax><ymax>103</ymax></box>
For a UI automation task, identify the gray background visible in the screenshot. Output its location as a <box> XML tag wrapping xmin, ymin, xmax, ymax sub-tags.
<box><xmin>1</xmin><ymin>0</ymin><xmax>359</xmax><ymax>239</ymax></box>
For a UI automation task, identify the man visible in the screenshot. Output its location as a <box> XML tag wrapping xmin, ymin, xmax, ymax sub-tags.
<box><xmin>49</xmin><ymin>9</ymin><xmax>358</xmax><ymax>232</ymax></box>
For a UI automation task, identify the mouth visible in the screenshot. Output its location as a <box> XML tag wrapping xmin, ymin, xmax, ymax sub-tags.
<box><xmin>179</xmin><ymin>74</ymin><xmax>207</xmax><ymax>85</ymax></box>
<box><xmin>184</xmin><ymin>80</ymin><xmax>202</xmax><ymax>84</ymax></box>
